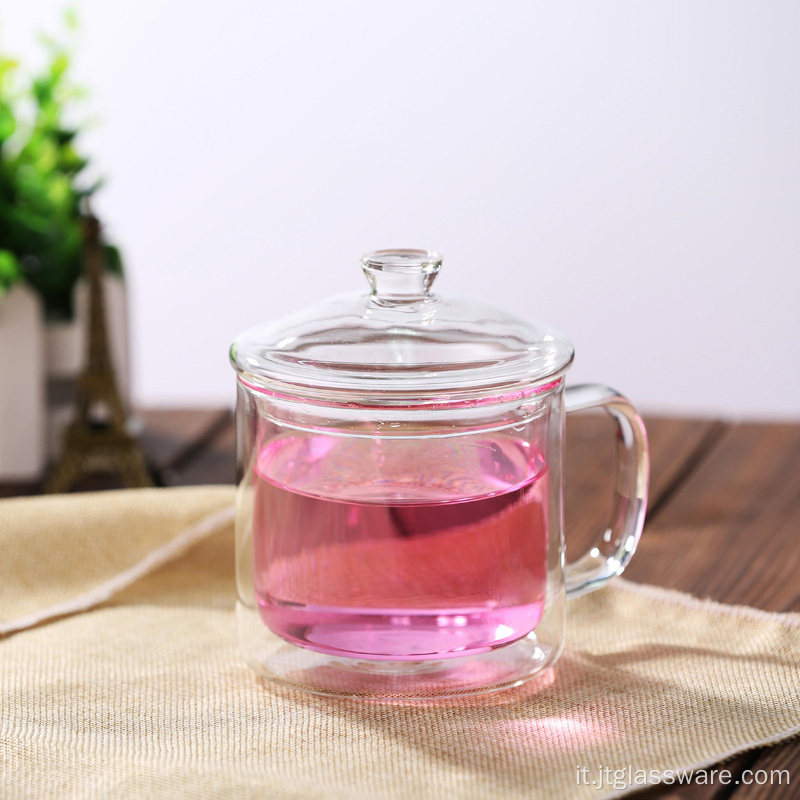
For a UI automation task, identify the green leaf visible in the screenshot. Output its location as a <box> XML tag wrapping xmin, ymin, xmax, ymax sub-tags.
<box><xmin>54</xmin><ymin>128</ymin><xmax>77</xmax><ymax>146</ymax></box>
<box><xmin>45</xmin><ymin>173</ymin><xmax>72</xmax><ymax>206</ymax></box>
<box><xmin>64</xmin><ymin>7</ymin><xmax>80</xmax><ymax>32</ymax></box>
<box><xmin>103</xmin><ymin>244</ymin><xmax>124</xmax><ymax>276</ymax></box>
<box><xmin>0</xmin><ymin>58</ymin><xmax>19</xmax><ymax>85</ymax></box>
<box><xmin>33</xmin><ymin>138</ymin><xmax>59</xmax><ymax>173</ymax></box>
<box><xmin>49</xmin><ymin>53</ymin><xmax>70</xmax><ymax>83</ymax></box>
<box><xmin>0</xmin><ymin>12</ymin><xmax>122</xmax><ymax>319</ymax></box>
<box><xmin>0</xmin><ymin>107</ymin><xmax>15</xmax><ymax>140</ymax></box>
<box><xmin>0</xmin><ymin>248</ymin><xmax>22</xmax><ymax>291</ymax></box>
<box><xmin>32</xmin><ymin>76</ymin><xmax>54</xmax><ymax>105</ymax></box>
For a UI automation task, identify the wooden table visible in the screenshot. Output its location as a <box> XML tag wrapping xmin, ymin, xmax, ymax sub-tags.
<box><xmin>4</xmin><ymin>409</ymin><xmax>799</xmax><ymax>799</ymax></box>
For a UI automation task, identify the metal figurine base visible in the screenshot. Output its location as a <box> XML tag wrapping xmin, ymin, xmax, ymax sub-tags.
<box><xmin>236</xmin><ymin>603</ymin><xmax>560</xmax><ymax>701</ymax></box>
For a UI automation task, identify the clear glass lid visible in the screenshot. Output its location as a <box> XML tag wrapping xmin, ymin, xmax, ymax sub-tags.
<box><xmin>230</xmin><ymin>249</ymin><xmax>574</xmax><ymax>401</ymax></box>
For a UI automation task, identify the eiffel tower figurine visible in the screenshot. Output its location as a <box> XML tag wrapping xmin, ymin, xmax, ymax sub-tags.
<box><xmin>45</xmin><ymin>214</ymin><xmax>153</xmax><ymax>492</ymax></box>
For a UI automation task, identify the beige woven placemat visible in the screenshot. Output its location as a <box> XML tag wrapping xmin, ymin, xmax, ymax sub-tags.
<box><xmin>1</xmin><ymin>487</ymin><xmax>799</xmax><ymax>799</ymax></box>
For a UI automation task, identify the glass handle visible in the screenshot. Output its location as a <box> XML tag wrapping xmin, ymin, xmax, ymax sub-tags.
<box><xmin>564</xmin><ymin>384</ymin><xmax>650</xmax><ymax>597</ymax></box>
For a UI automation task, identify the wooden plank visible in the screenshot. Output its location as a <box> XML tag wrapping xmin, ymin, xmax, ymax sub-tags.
<box><xmin>732</xmin><ymin>745</ymin><xmax>798</xmax><ymax>799</ymax></box>
<box><xmin>0</xmin><ymin>412</ymin><xmax>716</xmax><ymax>506</ymax></box>
<box><xmin>138</xmin><ymin>408</ymin><xmax>231</xmax><ymax>476</ymax></box>
<box><xmin>0</xmin><ymin>409</ymin><xmax>229</xmax><ymax>497</ymax></box>
<box><xmin>0</xmin><ymin>480</ymin><xmax>39</xmax><ymax>499</ymax></box>
<box><xmin>165</xmin><ymin>419</ymin><xmax>236</xmax><ymax>486</ymax></box>
<box><xmin>625</xmin><ymin>422</ymin><xmax>800</xmax><ymax>610</ymax></box>
<box><xmin>565</xmin><ymin>414</ymin><xmax>725</xmax><ymax>563</ymax></box>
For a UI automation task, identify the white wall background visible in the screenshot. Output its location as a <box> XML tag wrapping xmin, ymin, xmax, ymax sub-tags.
<box><xmin>5</xmin><ymin>1</ymin><xmax>800</xmax><ymax>418</ymax></box>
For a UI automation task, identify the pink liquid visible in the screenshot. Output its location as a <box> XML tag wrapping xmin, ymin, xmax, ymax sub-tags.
<box><xmin>252</xmin><ymin>434</ymin><xmax>549</xmax><ymax>660</ymax></box>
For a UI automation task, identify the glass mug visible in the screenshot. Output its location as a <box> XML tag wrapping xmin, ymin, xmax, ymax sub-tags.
<box><xmin>231</xmin><ymin>250</ymin><xmax>649</xmax><ymax>699</ymax></box>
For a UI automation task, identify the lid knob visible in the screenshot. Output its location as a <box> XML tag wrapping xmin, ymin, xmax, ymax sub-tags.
<box><xmin>361</xmin><ymin>249</ymin><xmax>442</xmax><ymax>304</ymax></box>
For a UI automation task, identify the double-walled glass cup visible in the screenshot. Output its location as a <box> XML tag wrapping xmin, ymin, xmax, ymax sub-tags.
<box><xmin>231</xmin><ymin>250</ymin><xmax>649</xmax><ymax>699</ymax></box>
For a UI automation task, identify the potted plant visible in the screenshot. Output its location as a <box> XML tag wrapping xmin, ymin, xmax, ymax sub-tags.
<box><xmin>0</xmin><ymin>14</ymin><xmax>130</xmax><ymax>476</ymax></box>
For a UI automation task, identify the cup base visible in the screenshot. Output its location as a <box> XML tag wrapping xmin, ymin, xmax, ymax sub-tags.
<box><xmin>237</xmin><ymin>602</ymin><xmax>559</xmax><ymax>700</ymax></box>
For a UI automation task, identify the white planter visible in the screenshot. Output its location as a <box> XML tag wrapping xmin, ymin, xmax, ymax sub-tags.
<box><xmin>0</xmin><ymin>284</ymin><xmax>46</xmax><ymax>480</ymax></box>
<box><xmin>46</xmin><ymin>273</ymin><xmax>131</xmax><ymax>459</ymax></box>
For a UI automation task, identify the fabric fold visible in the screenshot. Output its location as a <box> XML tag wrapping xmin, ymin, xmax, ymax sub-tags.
<box><xmin>0</xmin><ymin>486</ymin><xmax>235</xmax><ymax>633</ymax></box>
